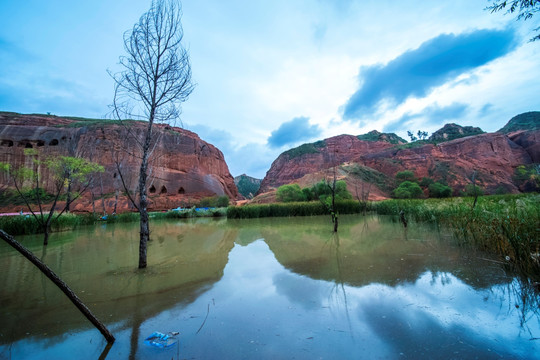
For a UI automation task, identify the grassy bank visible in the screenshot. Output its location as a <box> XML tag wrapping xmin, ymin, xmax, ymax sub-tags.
<box><xmin>0</xmin><ymin>207</ymin><xmax>227</xmax><ymax>236</ymax></box>
<box><xmin>226</xmin><ymin>200</ymin><xmax>362</xmax><ymax>218</ymax></box>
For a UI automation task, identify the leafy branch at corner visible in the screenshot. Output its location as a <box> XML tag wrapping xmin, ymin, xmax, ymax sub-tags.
<box><xmin>487</xmin><ymin>0</ymin><xmax>540</xmax><ymax>42</ymax></box>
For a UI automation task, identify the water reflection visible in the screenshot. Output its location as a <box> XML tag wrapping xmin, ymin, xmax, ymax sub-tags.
<box><xmin>0</xmin><ymin>215</ymin><xmax>538</xmax><ymax>359</ymax></box>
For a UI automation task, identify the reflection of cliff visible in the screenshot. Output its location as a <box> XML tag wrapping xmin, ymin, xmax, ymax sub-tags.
<box><xmin>261</xmin><ymin>215</ymin><xmax>511</xmax><ymax>290</ymax></box>
<box><xmin>0</xmin><ymin>219</ymin><xmax>237</xmax><ymax>345</ymax></box>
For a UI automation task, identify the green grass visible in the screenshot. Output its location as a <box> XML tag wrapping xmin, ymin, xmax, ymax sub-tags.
<box><xmin>227</xmin><ymin>200</ymin><xmax>363</xmax><ymax>219</ymax></box>
<box><xmin>282</xmin><ymin>140</ymin><xmax>327</xmax><ymax>159</ymax></box>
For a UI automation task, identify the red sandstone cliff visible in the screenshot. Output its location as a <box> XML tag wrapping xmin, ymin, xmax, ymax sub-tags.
<box><xmin>0</xmin><ymin>112</ymin><xmax>238</xmax><ymax>213</ymax></box>
<box><xmin>258</xmin><ymin>123</ymin><xmax>539</xmax><ymax>200</ymax></box>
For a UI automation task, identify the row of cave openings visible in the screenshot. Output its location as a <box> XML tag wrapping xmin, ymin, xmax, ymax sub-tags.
<box><xmin>111</xmin><ymin>173</ymin><xmax>186</xmax><ymax>196</ymax></box>
<box><xmin>1</xmin><ymin>138</ymin><xmax>63</xmax><ymax>148</ymax></box>
<box><xmin>149</xmin><ymin>185</ymin><xmax>185</xmax><ymax>195</ymax></box>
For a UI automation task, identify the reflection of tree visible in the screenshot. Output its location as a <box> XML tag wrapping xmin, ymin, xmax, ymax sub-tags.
<box><xmin>325</xmin><ymin>233</ymin><xmax>354</xmax><ymax>338</ymax></box>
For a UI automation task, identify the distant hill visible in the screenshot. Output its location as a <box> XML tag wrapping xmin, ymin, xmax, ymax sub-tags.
<box><xmin>497</xmin><ymin>111</ymin><xmax>540</xmax><ymax>133</ymax></box>
<box><xmin>357</xmin><ymin>130</ymin><xmax>407</xmax><ymax>144</ymax></box>
<box><xmin>429</xmin><ymin>123</ymin><xmax>484</xmax><ymax>142</ymax></box>
<box><xmin>234</xmin><ymin>174</ymin><xmax>261</xmax><ymax>199</ymax></box>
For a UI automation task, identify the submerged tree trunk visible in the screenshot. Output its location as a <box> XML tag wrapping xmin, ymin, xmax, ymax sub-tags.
<box><xmin>0</xmin><ymin>230</ymin><xmax>115</xmax><ymax>343</ymax></box>
<box><xmin>138</xmin><ymin>122</ymin><xmax>153</xmax><ymax>269</ymax></box>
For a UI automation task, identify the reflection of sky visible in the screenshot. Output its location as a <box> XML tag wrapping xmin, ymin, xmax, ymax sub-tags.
<box><xmin>3</xmin><ymin>239</ymin><xmax>538</xmax><ymax>359</ymax></box>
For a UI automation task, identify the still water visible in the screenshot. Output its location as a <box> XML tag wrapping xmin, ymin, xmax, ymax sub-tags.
<box><xmin>0</xmin><ymin>215</ymin><xmax>538</xmax><ymax>359</ymax></box>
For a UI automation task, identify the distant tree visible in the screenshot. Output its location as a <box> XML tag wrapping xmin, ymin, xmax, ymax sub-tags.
<box><xmin>110</xmin><ymin>0</ymin><xmax>195</xmax><ymax>269</ymax></box>
<box><xmin>417</xmin><ymin>130</ymin><xmax>429</xmax><ymax>140</ymax></box>
<box><xmin>276</xmin><ymin>184</ymin><xmax>305</xmax><ymax>202</ymax></box>
<box><xmin>487</xmin><ymin>0</ymin><xmax>540</xmax><ymax>42</ymax></box>
<box><xmin>407</xmin><ymin>131</ymin><xmax>418</xmax><ymax>142</ymax></box>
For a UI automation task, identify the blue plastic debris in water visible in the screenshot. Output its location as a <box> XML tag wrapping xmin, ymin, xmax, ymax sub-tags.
<box><xmin>144</xmin><ymin>332</ymin><xmax>178</xmax><ymax>348</ymax></box>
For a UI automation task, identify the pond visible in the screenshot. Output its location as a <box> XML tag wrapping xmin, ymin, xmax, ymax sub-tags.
<box><xmin>0</xmin><ymin>215</ymin><xmax>538</xmax><ymax>359</ymax></box>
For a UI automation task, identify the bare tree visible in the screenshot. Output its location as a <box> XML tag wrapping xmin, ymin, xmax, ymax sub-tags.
<box><xmin>110</xmin><ymin>0</ymin><xmax>194</xmax><ymax>269</ymax></box>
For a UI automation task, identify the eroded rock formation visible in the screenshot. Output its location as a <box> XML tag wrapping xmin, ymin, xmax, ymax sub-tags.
<box><xmin>258</xmin><ymin>117</ymin><xmax>539</xmax><ymax>199</ymax></box>
<box><xmin>0</xmin><ymin>112</ymin><xmax>238</xmax><ymax>213</ymax></box>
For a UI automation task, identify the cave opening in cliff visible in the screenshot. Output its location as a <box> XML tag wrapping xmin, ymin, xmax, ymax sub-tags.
<box><xmin>160</xmin><ymin>186</ymin><xmax>167</xmax><ymax>194</ymax></box>
<box><xmin>1</xmin><ymin>140</ymin><xmax>13</xmax><ymax>147</ymax></box>
<box><xmin>37</xmin><ymin>140</ymin><xmax>45</xmax><ymax>147</ymax></box>
<box><xmin>149</xmin><ymin>185</ymin><xmax>156</xmax><ymax>194</ymax></box>
<box><xmin>25</xmin><ymin>143</ymin><xmax>33</xmax><ymax>149</ymax></box>
<box><xmin>49</xmin><ymin>139</ymin><xmax>59</xmax><ymax>146</ymax></box>
<box><xmin>178</xmin><ymin>187</ymin><xmax>185</xmax><ymax>194</ymax></box>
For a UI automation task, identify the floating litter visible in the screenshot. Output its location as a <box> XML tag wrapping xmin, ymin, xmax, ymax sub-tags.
<box><xmin>144</xmin><ymin>332</ymin><xmax>178</xmax><ymax>348</ymax></box>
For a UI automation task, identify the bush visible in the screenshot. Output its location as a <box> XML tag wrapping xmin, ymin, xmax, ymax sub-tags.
<box><xmin>395</xmin><ymin>170</ymin><xmax>416</xmax><ymax>183</ymax></box>
<box><xmin>428</xmin><ymin>182</ymin><xmax>452</xmax><ymax>198</ymax></box>
<box><xmin>419</xmin><ymin>177</ymin><xmax>434</xmax><ymax>187</ymax></box>
<box><xmin>393</xmin><ymin>181</ymin><xmax>423</xmax><ymax>199</ymax></box>
<box><xmin>462</xmin><ymin>184</ymin><xmax>484</xmax><ymax>197</ymax></box>
<box><xmin>276</xmin><ymin>184</ymin><xmax>306</xmax><ymax>202</ymax></box>
<box><xmin>198</xmin><ymin>195</ymin><xmax>230</xmax><ymax>208</ymax></box>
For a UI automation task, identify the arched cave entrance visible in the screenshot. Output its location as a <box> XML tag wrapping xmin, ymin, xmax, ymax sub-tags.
<box><xmin>149</xmin><ymin>185</ymin><xmax>156</xmax><ymax>194</ymax></box>
<box><xmin>49</xmin><ymin>139</ymin><xmax>59</xmax><ymax>146</ymax></box>
<box><xmin>178</xmin><ymin>187</ymin><xmax>185</xmax><ymax>194</ymax></box>
<box><xmin>160</xmin><ymin>185</ymin><xmax>167</xmax><ymax>194</ymax></box>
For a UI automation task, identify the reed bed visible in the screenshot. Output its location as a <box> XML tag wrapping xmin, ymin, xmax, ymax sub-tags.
<box><xmin>371</xmin><ymin>194</ymin><xmax>540</xmax><ymax>279</ymax></box>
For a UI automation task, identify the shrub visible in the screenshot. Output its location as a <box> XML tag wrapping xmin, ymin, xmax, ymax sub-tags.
<box><xmin>428</xmin><ymin>182</ymin><xmax>452</xmax><ymax>198</ymax></box>
<box><xmin>462</xmin><ymin>184</ymin><xmax>484</xmax><ymax>197</ymax></box>
<box><xmin>419</xmin><ymin>177</ymin><xmax>434</xmax><ymax>188</ymax></box>
<box><xmin>276</xmin><ymin>184</ymin><xmax>306</xmax><ymax>202</ymax></box>
<box><xmin>198</xmin><ymin>195</ymin><xmax>230</xmax><ymax>208</ymax></box>
<box><xmin>393</xmin><ymin>181</ymin><xmax>423</xmax><ymax>199</ymax></box>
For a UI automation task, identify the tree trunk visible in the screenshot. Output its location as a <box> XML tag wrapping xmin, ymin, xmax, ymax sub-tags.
<box><xmin>138</xmin><ymin>125</ymin><xmax>152</xmax><ymax>269</ymax></box>
<box><xmin>0</xmin><ymin>230</ymin><xmax>115</xmax><ymax>343</ymax></box>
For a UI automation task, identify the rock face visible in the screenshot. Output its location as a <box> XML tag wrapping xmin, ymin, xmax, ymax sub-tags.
<box><xmin>258</xmin><ymin>116</ymin><xmax>539</xmax><ymax>199</ymax></box>
<box><xmin>259</xmin><ymin>134</ymin><xmax>398</xmax><ymax>193</ymax></box>
<box><xmin>0</xmin><ymin>112</ymin><xmax>238</xmax><ymax>212</ymax></box>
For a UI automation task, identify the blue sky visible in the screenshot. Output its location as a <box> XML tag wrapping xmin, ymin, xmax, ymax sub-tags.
<box><xmin>0</xmin><ymin>1</ymin><xmax>539</xmax><ymax>178</ymax></box>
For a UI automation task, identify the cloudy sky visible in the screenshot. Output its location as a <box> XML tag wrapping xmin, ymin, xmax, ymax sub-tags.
<box><xmin>0</xmin><ymin>1</ymin><xmax>538</xmax><ymax>178</ymax></box>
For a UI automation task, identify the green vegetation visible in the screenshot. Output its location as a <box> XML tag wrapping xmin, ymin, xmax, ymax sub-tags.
<box><xmin>371</xmin><ymin>194</ymin><xmax>540</xmax><ymax>280</ymax></box>
<box><xmin>462</xmin><ymin>183</ymin><xmax>484</xmax><ymax>197</ymax></box>
<box><xmin>198</xmin><ymin>195</ymin><xmax>230</xmax><ymax>208</ymax></box>
<box><xmin>276</xmin><ymin>184</ymin><xmax>305</xmax><ymax>202</ymax></box>
<box><xmin>235</xmin><ymin>174</ymin><xmax>261</xmax><ymax>199</ymax></box>
<box><xmin>282</xmin><ymin>140</ymin><xmax>326</xmax><ymax>159</ymax></box>
<box><xmin>428</xmin><ymin>182</ymin><xmax>453</xmax><ymax>198</ymax></box>
<box><xmin>227</xmin><ymin>200</ymin><xmax>362</xmax><ymax>219</ymax></box>
<box><xmin>357</xmin><ymin>130</ymin><xmax>406</xmax><ymax>144</ymax></box>
<box><xmin>395</xmin><ymin>170</ymin><xmax>416</xmax><ymax>183</ymax></box>
<box><xmin>498</xmin><ymin>111</ymin><xmax>540</xmax><ymax>133</ymax></box>
<box><xmin>513</xmin><ymin>164</ymin><xmax>540</xmax><ymax>192</ymax></box>
<box><xmin>343</xmin><ymin>163</ymin><xmax>392</xmax><ymax>192</ymax></box>
<box><xmin>429</xmin><ymin>124</ymin><xmax>484</xmax><ymax>142</ymax></box>
<box><xmin>393</xmin><ymin>181</ymin><xmax>423</xmax><ymax>199</ymax></box>
<box><xmin>275</xmin><ymin>180</ymin><xmax>352</xmax><ymax>204</ymax></box>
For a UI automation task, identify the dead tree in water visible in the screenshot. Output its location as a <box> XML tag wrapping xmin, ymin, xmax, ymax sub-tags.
<box><xmin>0</xmin><ymin>230</ymin><xmax>115</xmax><ymax>343</ymax></box>
<box><xmin>110</xmin><ymin>0</ymin><xmax>195</xmax><ymax>268</ymax></box>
